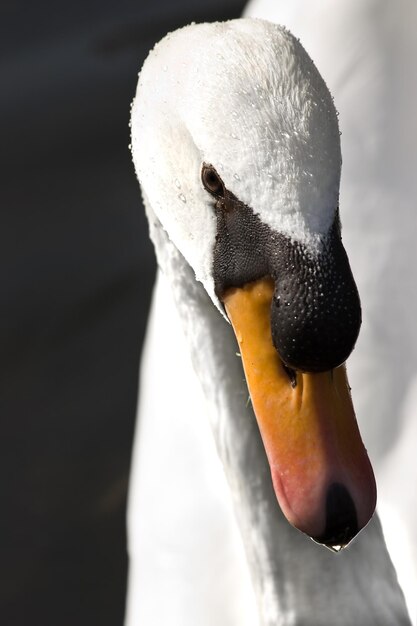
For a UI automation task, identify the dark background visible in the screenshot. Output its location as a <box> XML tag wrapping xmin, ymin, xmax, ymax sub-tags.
<box><xmin>1</xmin><ymin>2</ymin><xmax>246</xmax><ymax>625</ymax></box>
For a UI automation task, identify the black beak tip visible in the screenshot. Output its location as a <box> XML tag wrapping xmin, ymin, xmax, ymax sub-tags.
<box><xmin>312</xmin><ymin>482</ymin><xmax>359</xmax><ymax>550</ymax></box>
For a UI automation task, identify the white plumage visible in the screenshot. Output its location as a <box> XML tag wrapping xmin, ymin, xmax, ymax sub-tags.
<box><xmin>126</xmin><ymin>14</ymin><xmax>415</xmax><ymax>626</ymax></box>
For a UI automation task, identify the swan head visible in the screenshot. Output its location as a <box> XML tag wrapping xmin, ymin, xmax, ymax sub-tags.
<box><xmin>132</xmin><ymin>19</ymin><xmax>340</xmax><ymax>305</ymax></box>
<box><xmin>131</xmin><ymin>19</ymin><xmax>376</xmax><ymax>548</ymax></box>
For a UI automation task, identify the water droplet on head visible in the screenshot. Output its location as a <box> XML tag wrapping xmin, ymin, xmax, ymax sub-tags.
<box><xmin>175</xmin><ymin>178</ymin><xmax>181</xmax><ymax>189</ymax></box>
<box><xmin>178</xmin><ymin>193</ymin><xmax>186</xmax><ymax>203</ymax></box>
<box><xmin>233</xmin><ymin>173</ymin><xmax>240</xmax><ymax>181</ymax></box>
<box><xmin>163</xmin><ymin>65</ymin><xmax>167</xmax><ymax>72</ymax></box>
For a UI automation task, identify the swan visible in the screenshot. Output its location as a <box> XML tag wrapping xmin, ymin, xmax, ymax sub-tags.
<box><xmin>242</xmin><ymin>2</ymin><xmax>417</xmax><ymax>622</ymax></box>
<box><xmin>125</xmin><ymin>18</ymin><xmax>412</xmax><ymax>626</ymax></box>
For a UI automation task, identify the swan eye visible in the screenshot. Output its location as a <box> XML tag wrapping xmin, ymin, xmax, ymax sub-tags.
<box><xmin>201</xmin><ymin>164</ymin><xmax>224</xmax><ymax>197</ymax></box>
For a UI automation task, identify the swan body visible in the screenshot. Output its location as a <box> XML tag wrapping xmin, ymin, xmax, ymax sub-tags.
<box><xmin>243</xmin><ymin>2</ymin><xmax>417</xmax><ymax>621</ymax></box>
<box><xmin>126</xmin><ymin>17</ymin><xmax>413</xmax><ymax>625</ymax></box>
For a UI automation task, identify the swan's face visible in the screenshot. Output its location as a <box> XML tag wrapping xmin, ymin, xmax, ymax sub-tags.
<box><xmin>131</xmin><ymin>19</ymin><xmax>376</xmax><ymax>548</ymax></box>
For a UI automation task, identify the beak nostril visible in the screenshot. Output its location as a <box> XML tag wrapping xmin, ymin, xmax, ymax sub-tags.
<box><xmin>282</xmin><ymin>363</ymin><xmax>297</xmax><ymax>387</ymax></box>
<box><xmin>313</xmin><ymin>483</ymin><xmax>359</xmax><ymax>549</ymax></box>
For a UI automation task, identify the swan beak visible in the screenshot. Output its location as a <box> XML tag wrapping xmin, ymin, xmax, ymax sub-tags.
<box><xmin>223</xmin><ymin>277</ymin><xmax>376</xmax><ymax>549</ymax></box>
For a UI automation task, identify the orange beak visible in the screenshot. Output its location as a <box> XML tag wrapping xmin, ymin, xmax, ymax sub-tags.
<box><xmin>223</xmin><ymin>277</ymin><xmax>376</xmax><ymax>548</ymax></box>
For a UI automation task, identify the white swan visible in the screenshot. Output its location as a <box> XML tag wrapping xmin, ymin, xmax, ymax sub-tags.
<box><xmin>242</xmin><ymin>2</ymin><xmax>417</xmax><ymax>622</ymax></box>
<box><xmin>125</xmin><ymin>18</ymin><xmax>412</xmax><ymax>626</ymax></box>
